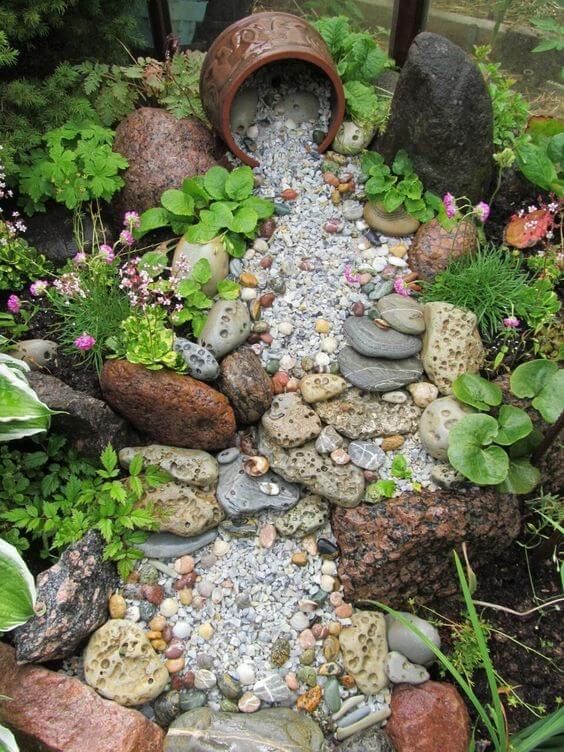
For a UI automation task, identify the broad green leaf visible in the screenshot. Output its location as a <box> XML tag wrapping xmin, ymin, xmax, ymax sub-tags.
<box><xmin>0</xmin><ymin>537</ymin><xmax>36</xmax><ymax>631</ymax></box>
<box><xmin>181</xmin><ymin>177</ymin><xmax>210</xmax><ymax>206</ymax></box>
<box><xmin>201</xmin><ymin>201</ymin><xmax>234</xmax><ymax>229</ymax></box>
<box><xmin>225</xmin><ymin>166</ymin><xmax>254</xmax><ymax>201</ymax></box>
<box><xmin>100</xmin><ymin>444</ymin><xmax>117</xmax><ymax>473</ymax></box>
<box><xmin>161</xmin><ymin>189</ymin><xmax>195</xmax><ymax>217</ymax></box>
<box><xmin>497</xmin><ymin>458</ymin><xmax>541</xmax><ymax>495</ymax></box>
<box><xmin>361</xmin><ymin>151</ymin><xmax>385</xmax><ymax>175</ymax></box>
<box><xmin>241</xmin><ymin>196</ymin><xmax>275</xmax><ymax>219</ymax></box>
<box><xmin>128</xmin><ymin>454</ymin><xmax>143</xmax><ymax>477</ymax></box>
<box><xmin>191</xmin><ymin>258</ymin><xmax>212</xmax><ymax>285</ymax></box>
<box><xmin>217</xmin><ymin>279</ymin><xmax>240</xmax><ymax>300</ymax></box>
<box><xmin>203</xmin><ymin>166</ymin><xmax>229</xmax><ymax>200</ymax></box>
<box><xmin>392</xmin><ymin>149</ymin><xmax>413</xmax><ymax>176</ymax></box>
<box><xmin>138</xmin><ymin>251</ymin><xmax>168</xmax><ymax>278</ymax></box>
<box><xmin>510</xmin><ymin>359</ymin><xmax>558</xmax><ymax>398</ymax></box>
<box><xmin>509</xmin><ymin>426</ymin><xmax>543</xmax><ymax>458</ymax></box>
<box><xmin>0</xmin><ymin>724</ymin><xmax>19</xmax><ymax>752</ymax></box>
<box><xmin>516</xmin><ymin>141</ymin><xmax>558</xmax><ymax>192</ymax></box>
<box><xmin>228</xmin><ymin>206</ymin><xmax>258</xmax><ymax>234</ymax></box>
<box><xmin>452</xmin><ymin>373</ymin><xmax>502</xmax><ymax>411</ymax></box>
<box><xmin>494</xmin><ymin>405</ymin><xmax>533</xmax><ymax>445</ymax></box>
<box><xmin>447</xmin><ymin>414</ymin><xmax>509</xmax><ymax>485</ymax></box>
<box><xmin>532</xmin><ymin>369</ymin><xmax>564</xmax><ymax>423</ymax></box>
<box><xmin>136</xmin><ymin>207</ymin><xmax>170</xmax><ymax>238</ymax></box>
<box><xmin>382</xmin><ymin>188</ymin><xmax>404</xmax><ymax>212</ymax></box>
<box><xmin>223</xmin><ymin>232</ymin><xmax>247</xmax><ymax>258</ymax></box>
<box><xmin>185</xmin><ymin>222</ymin><xmax>220</xmax><ymax>245</ymax></box>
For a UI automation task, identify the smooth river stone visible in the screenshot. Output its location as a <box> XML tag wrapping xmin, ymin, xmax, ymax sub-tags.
<box><xmin>174</xmin><ymin>338</ymin><xmax>220</xmax><ymax>381</ymax></box>
<box><xmin>338</xmin><ymin>347</ymin><xmax>424</xmax><ymax>392</ymax></box>
<box><xmin>343</xmin><ymin>317</ymin><xmax>422</xmax><ymax>359</ymax></box>
<box><xmin>198</xmin><ymin>300</ymin><xmax>251</xmax><ymax>359</ymax></box>
<box><xmin>217</xmin><ymin>457</ymin><xmax>300</xmax><ymax>517</ymax></box>
<box><xmin>376</xmin><ymin>294</ymin><xmax>425</xmax><ymax>335</ymax></box>
<box><xmin>348</xmin><ymin>441</ymin><xmax>386</xmax><ymax>471</ymax></box>
<box><xmin>138</xmin><ymin>530</ymin><xmax>218</xmax><ymax>558</ymax></box>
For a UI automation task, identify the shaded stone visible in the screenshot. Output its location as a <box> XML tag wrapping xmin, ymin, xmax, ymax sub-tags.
<box><xmin>384</xmin><ymin>651</ymin><xmax>430</xmax><ymax>684</ymax></box>
<box><xmin>10</xmin><ymin>339</ymin><xmax>58</xmax><ymax>371</ymax></box>
<box><xmin>217</xmin><ymin>347</ymin><xmax>273</xmax><ymax>426</ymax></box>
<box><xmin>408</xmin><ymin>218</ymin><xmax>477</xmax><ymax>280</ymax></box>
<box><xmin>332</xmin><ymin>728</ymin><xmax>394</xmax><ymax>752</ymax></box>
<box><xmin>27</xmin><ymin>372</ymin><xmax>138</xmax><ymax>459</ymax></box>
<box><xmin>332</xmin><ymin>121</ymin><xmax>375</xmax><ymax>155</ymax></box>
<box><xmin>138</xmin><ymin>530</ymin><xmax>218</xmax><ymax>558</ymax></box>
<box><xmin>379</xmin><ymin>32</ymin><xmax>493</xmax><ymax>203</ymax></box>
<box><xmin>316</xmin><ymin>389</ymin><xmax>420</xmax><ymax>439</ymax></box>
<box><xmin>419</xmin><ymin>396</ymin><xmax>472</xmax><ymax>460</ymax></box>
<box><xmin>385</xmin><ymin>681</ymin><xmax>471</xmax><ymax>752</ymax></box>
<box><xmin>376</xmin><ymin>294</ymin><xmax>425</xmax><ymax>335</ymax></box>
<box><xmin>0</xmin><ymin>643</ymin><xmax>164</xmax><ymax>752</ymax></box>
<box><xmin>119</xmin><ymin>445</ymin><xmax>218</xmax><ymax>487</ymax></box>
<box><xmin>113</xmin><ymin>107</ymin><xmax>226</xmax><ymax>216</ymax></box>
<box><xmin>164</xmin><ymin>707</ymin><xmax>324</xmax><ymax>751</ymax></box>
<box><xmin>259</xmin><ymin>430</ymin><xmax>365</xmax><ymax>508</ymax></box>
<box><xmin>332</xmin><ymin>488</ymin><xmax>520</xmax><ymax>606</ymax></box>
<box><xmin>24</xmin><ymin>203</ymin><xmax>109</xmax><ymax>263</ymax></box>
<box><xmin>217</xmin><ymin>456</ymin><xmax>300</xmax><ymax>517</ymax></box>
<box><xmin>274</xmin><ymin>494</ymin><xmax>329</xmax><ymax>538</ymax></box>
<box><xmin>138</xmin><ymin>482</ymin><xmax>224</xmax><ymax>537</ymax></box>
<box><xmin>14</xmin><ymin>531</ymin><xmax>115</xmax><ymax>663</ymax></box>
<box><xmin>300</xmin><ymin>373</ymin><xmax>348</xmax><ymax>403</ymax></box>
<box><xmin>344</xmin><ymin>317</ymin><xmax>422</xmax><ymax>359</ymax></box>
<box><xmin>261</xmin><ymin>393</ymin><xmax>322</xmax><ymax>448</ymax></box>
<box><xmin>421</xmin><ymin>302</ymin><xmax>485</xmax><ymax>394</ymax></box>
<box><xmin>100</xmin><ymin>360</ymin><xmax>236</xmax><ymax>451</ymax></box>
<box><xmin>174</xmin><ymin>338</ymin><xmax>220</xmax><ymax>381</ymax></box>
<box><xmin>338</xmin><ymin>348</ymin><xmax>424</xmax><ymax>393</ymax></box>
<box><xmin>315</xmin><ymin>425</ymin><xmax>345</xmax><ymax>454</ymax></box>
<box><xmin>198</xmin><ymin>300</ymin><xmax>252</xmax><ymax>359</ymax></box>
<box><xmin>386</xmin><ymin>614</ymin><xmax>440</xmax><ymax>666</ymax></box>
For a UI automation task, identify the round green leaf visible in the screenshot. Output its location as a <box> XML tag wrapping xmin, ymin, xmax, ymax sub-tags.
<box><xmin>510</xmin><ymin>359</ymin><xmax>558</xmax><ymax>398</ymax></box>
<box><xmin>203</xmin><ymin>166</ymin><xmax>229</xmax><ymax>200</ymax></box>
<box><xmin>531</xmin><ymin>369</ymin><xmax>564</xmax><ymax>424</ymax></box>
<box><xmin>185</xmin><ymin>222</ymin><xmax>220</xmax><ymax>245</ymax></box>
<box><xmin>494</xmin><ymin>405</ymin><xmax>533</xmax><ymax>445</ymax></box>
<box><xmin>136</xmin><ymin>207</ymin><xmax>170</xmax><ymax>238</ymax></box>
<box><xmin>228</xmin><ymin>206</ymin><xmax>258</xmax><ymax>235</ymax></box>
<box><xmin>447</xmin><ymin>414</ymin><xmax>509</xmax><ymax>485</ymax></box>
<box><xmin>161</xmin><ymin>189</ymin><xmax>194</xmax><ymax>217</ymax></box>
<box><xmin>497</xmin><ymin>458</ymin><xmax>541</xmax><ymax>495</ymax></box>
<box><xmin>225</xmin><ymin>166</ymin><xmax>254</xmax><ymax>201</ymax></box>
<box><xmin>452</xmin><ymin>373</ymin><xmax>502</xmax><ymax>411</ymax></box>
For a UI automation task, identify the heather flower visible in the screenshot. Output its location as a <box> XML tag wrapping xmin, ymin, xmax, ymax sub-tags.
<box><xmin>53</xmin><ymin>272</ymin><xmax>85</xmax><ymax>298</ymax></box>
<box><xmin>123</xmin><ymin>211</ymin><xmax>140</xmax><ymax>229</ymax></box>
<box><xmin>7</xmin><ymin>294</ymin><xmax>21</xmax><ymax>314</ymax></box>
<box><xmin>473</xmin><ymin>201</ymin><xmax>490</xmax><ymax>223</ymax></box>
<box><xmin>119</xmin><ymin>229</ymin><xmax>135</xmax><ymax>247</ymax></box>
<box><xmin>30</xmin><ymin>279</ymin><xmax>49</xmax><ymax>297</ymax></box>
<box><xmin>99</xmin><ymin>244</ymin><xmax>115</xmax><ymax>263</ymax></box>
<box><xmin>343</xmin><ymin>265</ymin><xmax>360</xmax><ymax>285</ymax></box>
<box><xmin>393</xmin><ymin>276</ymin><xmax>412</xmax><ymax>297</ymax></box>
<box><xmin>443</xmin><ymin>192</ymin><xmax>456</xmax><ymax>218</ymax></box>
<box><xmin>72</xmin><ymin>252</ymin><xmax>87</xmax><ymax>265</ymax></box>
<box><xmin>503</xmin><ymin>316</ymin><xmax>520</xmax><ymax>328</ymax></box>
<box><xmin>74</xmin><ymin>332</ymin><xmax>96</xmax><ymax>351</ymax></box>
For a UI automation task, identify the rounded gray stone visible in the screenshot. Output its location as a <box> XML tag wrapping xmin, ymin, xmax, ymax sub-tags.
<box><xmin>376</xmin><ymin>293</ymin><xmax>425</xmax><ymax>335</ymax></box>
<box><xmin>344</xmin><ymin>317</ymin><xmax>422</xmax><ymax>359</ymax></box>
<box><xmin>338</xmin><ymin>347</ymin><xmax>424</xmax><ymax>393</ymax></box>
<box><xmin>174</xmin><ymin>337</ymin><xmax>220</xmax><ymax>381</ymax></box>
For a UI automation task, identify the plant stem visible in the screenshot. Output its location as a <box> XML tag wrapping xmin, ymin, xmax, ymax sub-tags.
<box><xmin>472</xmin><ymin>597</ymin><xmax>564</xmax><ymax>616</ymax></box>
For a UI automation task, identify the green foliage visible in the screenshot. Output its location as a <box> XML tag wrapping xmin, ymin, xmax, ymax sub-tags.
<box><xmin>452</xmin><ymin>373</ymin><xmax>503</xmax><ymax>411</ymax></box>
<box><xmin>19</xmin><ymin>121</ymin><xmax>128</xmax><ymax>213</ymax></box>
<box><xmin>0</xmin><ymin>31</ymin><xmax>18</xmax><ymax>68</ymax></box>
<box><xmin>510</xmin><ymin>359</ymin><xmax>564</xmax><ymax>423</ymax></box>
<box><xmin>531</xmin><ymin>16</ymin><xmax>564</xmax><ymax>57</ymax></box>
<box><xmin>110</xmin><ymin>307</ymin><xmax>184</xmax><ymax>372</ymax></box>
<box><xmin>361</xmin><ymin>149</ymin><xmax>439</xmax><ymax>222</ymax></box>
<box><xmin>521</xmin><ymin>491</ymin><xmax>563</xmax><ymax>588</ymax></box>
<box><xmin>365</xmin><ymin>479</ymin><xmax>396</xmax><ymax>501</ymax></box>
<box><xmin>0</xmin><ymin>435</ymin><xmax>168</xmax><ymax>580</ymax></box>
<box><xmin>0</xmin><ymin>353</ymin><xmax>54</xmax><ymax>442</ymax></box>
<box><xmin>0</xmin><ymin>535</ymin><xmax>36</xmax><ymax>632</ymax></box>
<box><xmin>390</xmin><ymin>454</ymin><xmax>412</xmax><ymax>480</ymax></box>
<box><xmin>0</xmin><ymin>724</ymin><xmax>19</xmax><ymax>752</ymax></box>
<box><xmin>421</xmin><ymin>244</ymin><xmax>560</xmax><ymax>337</ymax></box>
<box><xmin>314</xmin><ymin>16</ymin><xmax>393</xmax><ymax>129</ymax></box>
<box><xmin>515</xmin><ymin>117</ymin><xmax>564</xmax><ymax>196</ymax></box>
<box><xmin>137</xmin><ymin>166</ymin><xmax>275</xmax><ymax>258</ymax></box>
<box><xmin>0</xmin><ymin>220</ymin><xmax>52</xmax><ymax>291</ymax></box>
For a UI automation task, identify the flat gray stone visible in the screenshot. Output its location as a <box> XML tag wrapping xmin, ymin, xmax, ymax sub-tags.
<box><xmin>217</xmin><ymin>457</ymin><xmax>300</xmax><ymax>517</ymax></box>
<box><xmin>174</xmin><ymin>337</ymin><xmax>219</xmax><ymax>381</ymax></box>
<box><xmin>385</xmin><ymin>612</ymin><xmax>441</xmax><ymax>666</ymax></box>
<box><xmin>138</xmin><ymin>530</ymin><xmax>217</xmax><ymax>558</ymax></box>
<box><xmin>376</xmin><ymin>293</ymin><xmax>425</xmax><ymax>335</ymax></box>
<box><xmin>338</xmin><ymin>347</ymin><xmax>424</xmax><ymax>392</ymax></box>
<box><xmin>198</xmin><ymin>300</ymin><xmax>251</xmax><ymax>359</ymax></box>
<box><xmin>344</xmin><ymin>317</ymin><xmax>422</xmax><ymax>359</ymax></box>
<box><xmin>348</xmin><ymin>441</ymin><xmax>386</xmax><ymax>471</ymax></box>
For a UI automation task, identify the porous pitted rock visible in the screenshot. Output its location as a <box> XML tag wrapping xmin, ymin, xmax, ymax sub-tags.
<box><xmin>164</xmin><ymin>707</ymin><xmax>325</xmax><ymax>751</ymax></box>
<box><xmin>299</xmin><ymin>373</ymin><xmax>348</xmax><ymax>403</ymax></box>
<box><xmin>173</xmin><ymin>337</ymin><xmax>220</xmax><ymax>381</ymax></box>
<box><xmin>408</xmin><ymin>218</ymin><xmax>477</xmax><ymax>280</ymax></box>
<box><xmin>419</xmin><ymin>396</ymin><xmax>472</xmax><ymax>460</ymax></box>
<box><xmin>217</xmin><ymin>347</ymin><xmax>273</xmax><ymax>425</ymax></box>
<box><xmin>27</xmin><ymin>372</ymin><xmax>137</xmax><ymax>459</ymax></box>
<box><xmin>274</xmin><ymin>494</ymin><xmax>329</xmax><ymax>537</ymax></box>
<box><xmin>261</xmin><ymin>393</ymin><xmax>322</xmax><ymax>448</ymax></box>
<box><xmin>138</xmin><ymin>482</ymin><xmax>224</xmax><ymax>537</ymax></box>
<box><xmin>14</xmin><ymin>531</ymin><xmax>115</xmax><ymax>663</ymax></box>
<box><xmin>0</xmin><ymin>643</ymin><xmax>164</xmax><ymax>752</ymax></box>
<box><xmin>315</xmin><ymin>388</ymin><xmax>420</xmax><ymax>439</ymax></box>
<box><xmin>217</xmin><ymin>456</ymin><xmax>300</xmax><ymax>517</ymax></box>
<box><xmin>198</xmin><ymin>300</ymin><xmax>252</xmax><ymax>360</ymax></box>
<box><xmin>113</xmin><ymin>107</ymin><xmax>225</xmax><ymax>215</ymax></box>
<box><xmin>385</xmin><ymin>681</ymin><xmax>471</xmax><ymax>752</ymax></box>
<box><xmin>100</xmin><ymin>360</ymin><xmax>236</xmax><ymax>451</ymax></box>
<box><xmin>332</xmin><ymin>488</ymin><xmax>520</xmax><ymax>605</ymax></box>
<box><xmin>84</xmin><ymin>619</ymin><xmax>169</xmax><ymax>706</ymax></box>
<box><xmin>338</xmin><ymin>348</ymin><xmax>424</xmax><ymax>393</ymax></box>
<box><xmin>332</xmin><ymin>728</ymin><xmax>395</xmax><ymax>752</ymax></box>
<box><xmin>339</xmin><ymin>611</ymin><xmax>388</xmax><ymax>694</ymax></box>
<box><xmin>259</xmin><ymin>429</ymin><xmax>365</xmax><ymax>507</ymax></box>
<box><xmin>379</xmin><ymin>32</ymin><xmax>493</xmax><ymax>203</ymax></box>
<box><xmin>119</xmin><ymin>445</ymin><xmax>218</xmax><ymax>486</ymax></box>
<box><xmin>421</xmin><ymin>302</ymin><xmax>484</xmax><ymax>394</ymax></box>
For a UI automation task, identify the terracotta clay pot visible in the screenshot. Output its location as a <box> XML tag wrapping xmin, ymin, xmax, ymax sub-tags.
<box><xmin>200</xmin><ymin>11</ymin><xmax>345</xmax><ymax>167</ymax></box>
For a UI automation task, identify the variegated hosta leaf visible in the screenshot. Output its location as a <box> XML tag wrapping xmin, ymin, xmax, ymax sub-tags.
<box><xmin>0</xmin><ymin>537</ymin><xmax>37</xmax><ymax>632</ymax></box>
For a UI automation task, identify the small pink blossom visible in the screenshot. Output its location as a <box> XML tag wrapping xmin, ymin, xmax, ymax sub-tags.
<box><xmin>7</xmin><ymin>294</ymin><xmax>21</xmax><ymax>314</ymax></box>
<box><xmin>119</xmin><ymin>229</ymin><xmax>135</xmax><ymax>247</ymax></box>
<box><xmin>443</xmin><ymin>192</ymin><xmax>456</xmax><ymax>218</ymax></box>
<box><xmin>343</xmin><ymin>265</ymin><xmax>360</xmax><ymax>285</ymax></box>
<box><xmin>29</xmin><ymin>279</ymin><xmax>49</xmax><ymax>297</ymax></box>
<box><xmin>393</xmin><ymin>277</ymin><xmax>412</xmax><ymax>297</ymax></box>
<box><xmin>74</xmin><ymin>332</ymin><xmax>96</xmax><ymax>351</ymax></box>
<box><xmin>99</xmin><ymin>244</ymin><xmax>115</xmax><ymax>263</ymax></box>
<box><xmin>123</xmin><ymin>211</ymin><xmax>140</xmax><ymax>228</ymax></box>
<box><xmin>503</xmin><ymin>316</ymin><xmax>520</xmax><ymax>328</ymax></box>
<box><xmin>473</xmin><ymin>201</ymin><xmax>490</xmax><ymax>223</ymax></box>
<box><xmin>72</xmin><ymin>252</ymin><xmax>87</xmax><ymax>265</ymax></box>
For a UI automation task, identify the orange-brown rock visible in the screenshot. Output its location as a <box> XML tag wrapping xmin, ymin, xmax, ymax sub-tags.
<box><xmin>100</xmin><ymin>360</ymin><xmax>236</xmax><ymax>450</ymax></box>
<box><xmin>385</xmin><ymin>681</ymin><xmax>470</xmax><ymax>752</ymax></box>
<box><xmin>296</xmin><ymin>685</ymin><xmax>323</xmax><ymax>713</ymax></box>
<box><xmin>408</xmin><ymin>218</ymin><xmax>477</xmax><ymax>280</ymax></box>
<box><xmin>0</xmin><ymin>643</ymin><xmax>164</xmax><ymax>752</ymax></box>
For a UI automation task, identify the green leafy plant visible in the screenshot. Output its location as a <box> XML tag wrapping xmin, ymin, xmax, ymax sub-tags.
<box><xmin>361</xmin><ymin>149</ymin><xmax>440</xmax><ymax>222</ymax></box>
<box><xmin>365</xmin><ymin>478</ymin><xmax>396</xmax><ymax>501</ymax></box>
<box><xmin>390</xmin><ymin>454</ymin><xmax>412</xmax><ymax>479</ymax></box>
<box><xmin>521</xmin><ymin>491</ymin><xmax>563</xmax><ymax>591</ymax></box>
<box><xmin>531</xmin><ymin>15</ymin><xmax>564</xmax><ymax>56</ymax></box>
<box><xmin>510</xmin><ymin>359</ymin><xmax>564</xmax><ymax>424</ymax></box>
<box><xmin>421</xmin><ymin>244</ymin><xmax>560</xmax><ymax>337</ymax></box>
<box><xmin>0</xmin><ymin>353</ymin><xmax>54</xmax><ymax>441</ymax></box>
<box><xmin>0</xmin><ymin>724</ymin><xmax>19</xmax><ymax>752</ymax></box>
<box><xmin>137</xmin><ymin>165</ymin><xmax>275</xmax><ymax>258</ymax></box>
<box><xmin>109</xmin><ymin>306</ymin><xmax>184</xmax><ymax>372</ymax></box>
<box><xmin>0</xmin><ymin>221</ymin><xmax>51</xmax><ymax>291</ymax></box>
<box><xmin>0</xmin><ymin>536</ymin><xmax>36</xmax><ymax>632</ymax></box>
<box><xmin>314</xmin><ymin>16</ymin><xmax>393</xmax><ymax>129</ymax></box>
<box><xmin>18</xmin><ymin>121</ymin><xmax>128</xmax><ymax>214</ymax></box>
<box><xmin>515</xmin><ymin>117</ymin><xmax>563</xmax><ymax>196</ymax></box>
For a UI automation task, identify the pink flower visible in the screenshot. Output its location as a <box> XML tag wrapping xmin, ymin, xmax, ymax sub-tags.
<box><xmin>393</xmin><ymin>277</ymin><xmax>412</xmax><ymax>297</ymax></box>
<box><xmin>99</xmin><ymin>244</ymin><xmax>115</xmax><ymax>263</ymax></box>
<box><xmin>123</xmin><ymin>211</ymin><xmax>140</xmax><ymax>229</ymax></box>
<box><xmin>443</xmin><ymin>193</ymin><xmax>456</xmax><ymax>218</ymax></box>
<box><xmin>29</xmin><ymin>279</ymin><xmax>49</xmax><ymax>297</ymax></box>
<box><xmin>7</xmin><ymin>294</ymin><xmax>21</xmax><ymax>314</ymax></box>
<box><xmin>503</xmin><ymin>316</ymin><xmax>520</xmax><ymax>329</ymax></box>
<box><xmin>72</xmin><ymin>252</ymin><xmax>87</xmax><ymax>265</ymax></box>
<box><xmin>473</xmin><ymin>201</ymin><xmax>490</xmax><ymax>223</ymax></box>
<box><xmin>74</xmin><ymin>332</ymin><xmax>96</xmax><ymax>351</ymax></box>
<box><xmin>343</xmin><ymin>265</ymin><xmax>360</xmax><ymax>285</ymax></box>
<box><xmin>119</xmin><ymin>230</ymin><xmax>135</xmax><ymax>247</ymax></box>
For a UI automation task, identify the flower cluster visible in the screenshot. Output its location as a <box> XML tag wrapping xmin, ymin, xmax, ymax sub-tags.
<box><xmin>442</xmin><ymin>193</ymin><xmax>490</xmax><ymax>224</ymax></box>
<box><xmin>119</xmin><ymin>255</ymin><xmax>184</xmax><ymax>312</ymax></box>
<box><xmin>0</xmin><ymin>146</ymin><xmax>27</xmax><ymax>241</ymax></box>
<box><xmin>53</xmin><ymin>272</ymin><xmax>85</xmax><ymax>298</ymax></box>
<box><xmin>74</xmin><ymin>332</ymin><xmax>96</xmax><ymax>351</ymax></box>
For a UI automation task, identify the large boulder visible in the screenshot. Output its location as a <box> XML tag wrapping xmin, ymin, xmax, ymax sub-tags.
<box><xmin>100</xmin><ymin>360</ymin><xmax>236</xmax><ymax>451</ymax></box>
<box><xmin>27</xmin><ymin>372</ymin><xmax>138</xmax><ymax>459</ymax></box>
<box><xmin>331</xmin><ymin>488</ymin><xmax>520</xmax><ymax>606</ymax></box>
<box><xmin>0</xmin><ymin>643</ymin><xmax>164</xmax><ymax>752</ymax></box>
<box><xmin>113</xmin><ymin>107</ymin><xmax>226</xmax><ymax>216</ymax></box>
<box><xmin>14</xmin><ymin>531</ymin><xmax>115</xmax><ymax>663</ymax></box>
<box><xmin>379</xmin><ymin>33</ymin><xmax>493</xmax><ymax>203</ymax></box>
<box><xmin>385</xmin><ymin>681</ymin><xmax>471</xmax><ymax>752</ymax></box>
<box><xmin>217</xmin><ymin>347</ymin><xmax>273</xmax><ymax>426</ymax></box>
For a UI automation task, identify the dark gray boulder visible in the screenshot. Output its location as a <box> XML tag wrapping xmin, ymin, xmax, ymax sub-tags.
<box><xmin>379</xmin><ymin>32</ymin><xmax>493</xmax><ymax>203</ymax></box>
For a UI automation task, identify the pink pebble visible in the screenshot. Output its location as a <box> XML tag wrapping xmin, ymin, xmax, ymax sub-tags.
<box><xmin>285</xmin><ymin>672</ymin><xmax>299</xmax><ymax>691</ymax></box>
<box><xmin>286</xmin><ymin>377</ymin><xmax>300</xmax><ymax>392</ymax></box>
<box><xmin>260</xmin><ymin>256</ymin><xmax>273</xmax><ymax>269</ymax></box>
<box><xmin>298</xmin><ymin>629</ymin><xmax>316</xmax><ymax>649</ymax></box>
<box><xmin>299</xmin><ymin>258</ymin><xmax>315</xmax><ymax>271</ymax></box>
<box><xmin>312</xmin><ymin>623</ymin><xmax>329</xmax><ymax>640</ymax></box>
<box><xmin>329</xmin><ymin>592</ymin><xmax>344</xmax><ymax>607</ymax></box>
<box><xmin>164</xmin><ymin>643</ymin><xmax>184</xmax><ymax>659</ymax></box>
<box><xmin>335</xmin><ymin>603</ymin><xmax>353</xmax><ymax>618</ymax></box>
<box><xmin>324</xmin><ymin>218</ymin><xmax>344</xmax><ymax>234</ymax></box>
<box><xmin>331</xmin><ymin>448</ymin><xmax>350</xmax><ymax>465</ymax></box>
<box><xmin>363</xmin><ymin>470</ymin><xmax>379</xmax><ymax>482</ymax></box>
<box><xmin>260</xmin><ymin>332</ymin><xmax>273</xmax><ymax>345</ymax></box>
<box><xmin>358</xmin><ymin>273</ymin><xmax>373</xmax><ymax>286</ymax></box>
<box><xmin>174</xmin><ymin>555</ymin><xmax>194</xmax><ymax>575</ymax></box>
<box><xmin>259</xmin><ymin>524</ymin><xmax>277</xmax><ymax>548</ymax></box>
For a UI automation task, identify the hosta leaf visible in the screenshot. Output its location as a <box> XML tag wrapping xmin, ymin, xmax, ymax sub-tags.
<box><xmin>452</xmin><ymin>373</ymin><xmax>503</xmax><ymax>411</ymax></box>
<box><xmin>532</xmin><ymin>369</ymin><xmax>564</xmax><ymax>423</ymax></box>
<box><xmin>0</xmin><ymin>537</ymin><xmax>36</xmax><ymax>631</ymax></box>
<box><xmin>497</xmin><ymin>458</ymin><xmax>541</xmax><ymax>495</ymax></box>
<box><xmin>447</xmin><ymin>414</ymin><xmax>509</xmax><ymax>485</ymax></box>
<box><xmin>510</xmin><ymin>359</ymin><xmax>558</xmax><ymax>398</ymax></box>
<box><xmin>0</xmin><ymin>724</ymin><xmax>19</xmax><ymax>752</ymax></box>
<box><xmin>494</xmin><ymin>405</ymin><xmax>533</xmax><ymax>445</ymax></box>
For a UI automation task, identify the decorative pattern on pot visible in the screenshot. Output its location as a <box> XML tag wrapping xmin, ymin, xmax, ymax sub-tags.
<box><xmin>199</xmin><ymin>12</ymin><xmax>345</xmax><ymax>167</ymax></box>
